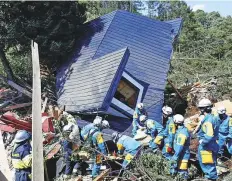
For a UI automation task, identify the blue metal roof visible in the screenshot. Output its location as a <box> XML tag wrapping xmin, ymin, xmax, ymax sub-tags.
<box><xmin>57</xmin><ymin>47</ymin><xmax>130</xmax><ymax>112</ymax></box>
<box><xmin>166</xmin><ymin>18</ymin><xmax>183</xmax><ymax>40</ymax></box>
<box><xmin>56</xmin><ymin>10</ymin><xmax>182</xmax><ymax>122</ymax></box>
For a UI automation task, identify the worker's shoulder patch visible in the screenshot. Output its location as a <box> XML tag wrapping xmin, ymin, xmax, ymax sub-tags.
<box><xmin>133</xmin><ymin>112</ymin><xmax>138</xmax><ymax>118</ymax></box>
<box><xmin>96</xmin><ymin>133</ymin><xmax>104</xmax><ymax>144</ymax></box>
<box><xmin>177</xmin><ymin>133</ymin><xmax>187</xmax><ymax>145</ymax></box>
<box><xmin>229</xmin><ymin>118</ymin><xmax>232</xmax><ymax>126</ymax></box>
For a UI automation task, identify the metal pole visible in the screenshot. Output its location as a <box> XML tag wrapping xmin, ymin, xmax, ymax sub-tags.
<box><xmin>31</xmin><ymin>41</ymin><xmax>44</xmax><ymax>181</ymax></box>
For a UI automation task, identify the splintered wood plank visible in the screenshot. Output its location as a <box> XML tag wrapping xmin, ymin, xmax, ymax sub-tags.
<box><xmin>54</xmin><ymin>106</ymin><xmax>59</xmax><ymax>120</ymax></box>
<box><xmin>41</xmin><ymin>97</ymin><xmax>48</xmax><ymax>113</ymax></box>
<box><xmin>93</xmin><ymin>169</ymin><xmax>110</xmax><ymax>181</ymax></box>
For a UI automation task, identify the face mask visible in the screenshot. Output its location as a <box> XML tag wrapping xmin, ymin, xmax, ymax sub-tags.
<box><xmin>219</xmin><ymin>114</ymin><xmax>226</xmax><ymax>120</ymax></box>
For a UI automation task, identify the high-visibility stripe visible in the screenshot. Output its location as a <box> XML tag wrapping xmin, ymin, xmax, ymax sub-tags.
<box><xmin>117</xmin><ymin>143</ymin><xmax>124</xmax><ymax>151</ymax></box>
<box><xmin>202</xmin><ymin>122</ymin><xmax>213</xmax><ymax>136</ymax></box>
<box><xmin>176</xmin><ymin>134</ymin><xmax>187</xmax><ymax>146</ymax></box>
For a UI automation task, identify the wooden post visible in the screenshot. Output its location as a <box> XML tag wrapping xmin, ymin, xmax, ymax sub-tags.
<box><xmin>31</xmin><ymin>41</ymin><xmax>44</xmax><ymax>181</ymax></box>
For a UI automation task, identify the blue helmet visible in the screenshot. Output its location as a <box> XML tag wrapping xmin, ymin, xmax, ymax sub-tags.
<box><xmin>14</xmin><ymin>130</ymin><xmax>31</xmax><ymax>143</ymax></box>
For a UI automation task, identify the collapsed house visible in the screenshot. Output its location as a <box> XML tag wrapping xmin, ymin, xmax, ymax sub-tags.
<box><xmin>56</xmin><ymin>10</ymin><xmax>182</xmax><ymax>132</ymax></box>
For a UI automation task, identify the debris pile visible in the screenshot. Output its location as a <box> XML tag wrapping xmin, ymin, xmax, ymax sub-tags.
<box><xmin>2</xmin><ymin>78</ymin><xmax>232</xmax><ymax>181</ymax></box>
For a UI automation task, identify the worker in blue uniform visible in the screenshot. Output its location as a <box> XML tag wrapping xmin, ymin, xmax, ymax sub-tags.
<box><xmin>139</xmin><ymin>115</ymin><xmax>164</xmax><ymax>152</ymax></box>
<box><xmin>169</xmin><ymin>114</ymin><xmax>190</xmax><ymax>180</ymax></box>
<box><xmin>215</xmin><ymin>106</ymin><xmax>232</xmax><ymax>155</ymax></box>
<box><xmin>197</xmin><ymin>98</ymin><xmax>219</xmax><ymax>181</ymax></box>
<box><xmin>80</xmin><ymin>116</ymin><xmax>102</xmax><ymax>141</ymax></box>
<box><xmin>161</xmin><ymin>106</ymin><xmax>176</xmax><ymax>159</ymax></box>
<box><xmin>132</xmin><ymin>103</ymin><xmax>147</xmax><ymax>136</ymax></box>
<box><xmin>61</xmin><ymin>123</ymin><xmax>82</xmax><ymax>178</ymax></box>
<box><xmin>11</xmin><ymin>130</ymin><xmax>32</xmax><ymax>181</ymax></box>
<box><xmin>112</xmin><ymin>132</ymin><xmax>141</xmax><ymax>168</ymax></box>
<box><xmin>89</xmin><ymin>127</ymin><xmax>107</xmax><ymax>178</ymax></box>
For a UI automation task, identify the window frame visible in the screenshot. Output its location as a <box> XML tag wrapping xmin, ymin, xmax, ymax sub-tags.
<box><xmin>112</xmin><ymin>72</ymin><xmax>144</xmax><ymax>115</ymax></box>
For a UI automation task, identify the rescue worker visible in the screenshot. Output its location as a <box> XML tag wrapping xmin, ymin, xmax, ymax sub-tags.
<box><xmin>197</xmin><ymin>98</ymin><xmax>219</xmax><ymax>181</ymax></box>
<box><xmin>139</xmin><ymin>115</ymin><xmax>164</xmax><ymax>152</ymax></box>
<box><xmin>112</xmin><ymin>132</ymin><xmax>141</xmax><ymax>168</ymax></box>
<box><xmin>170</xmin><ymin>114</ymin><xmax>190</xmax><ymax>180</ymax></box>
<box><xmin>61</xmin><ymin>123</ymin><xmax>81</xmax><ymax>178</ymax></box>
<box><xmin>80</xmin><ymin>116</ymin><xmax>102</xmax><ymax>141</ymax></box>
<box><xmin>11</xmin><ymin>130</ymin><xmax>32</xmax><ymax>181</ymax></box>
<box><xmin>88</xmin><ymin>127</ymin><xmax>107</xmax><ymax>178</ymax></box>
<box><xmin>161</xmin><ymin>106</ymin><xmax>176</xmax><ymax>159</ymax></box>
<box><xmin>132</xmin><ymin>103</ymin><xmax>147</xmax><ymax>136</ymax></box>
<box><xmin>215</xmin><ymin>106</ymin><xmax>232</xmax><ymax>155</ymax></box>
<box><xmin>61</xmin><ymin>111</ymin><xmax>78</xmax><ymax>126</ymax></box>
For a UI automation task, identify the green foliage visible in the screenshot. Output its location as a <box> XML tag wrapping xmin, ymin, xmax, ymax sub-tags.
<box><xmin>82</xmin><ymin>0</ymin><xmax>143</xmax><ymax>21</ymax></box>
<box><xmin>0</xmin><ymin>1</ymin><xmax>87</xmax><ymax>68</ymax></box>
<box><xmin>147</xmin><ymin>0</ymin><xmax>232</xmax><ymax>98</ymax></box>
<box><xmin>136</xmin><ymin>153</ymin><xmax>172</xmax><ymax>180</ymax></box>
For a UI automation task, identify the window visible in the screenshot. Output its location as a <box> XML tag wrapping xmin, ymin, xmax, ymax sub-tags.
<box><xmin>114</xmin><ymin>77</ymin><xmax>139</xmax><ymax>109</ymax></box>
<box><xmin>112</xmin><ymin>72</ymin><xmax>144</xmax><ymax>115</ymax></box>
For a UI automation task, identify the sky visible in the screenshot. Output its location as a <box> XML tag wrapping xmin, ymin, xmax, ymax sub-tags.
<box><xmin>186</xmin><ymin>0</ymin><xmax>232</xmax><ymax>17</ymax></box>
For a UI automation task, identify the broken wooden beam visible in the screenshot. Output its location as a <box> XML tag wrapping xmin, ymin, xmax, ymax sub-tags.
<box><xmin>167</xmin><ymin>79</ymin><xmax>185</xmax><ymax>102</ymax></box>
<box><xmin>0</xmin><ymin>102</ymin><xmax>31</xmax><ymax>111</ymax></box>
<box><xmin>76</xmin><ymin>176</ymin><xmax>82</xmax><ymax>181</ymax></box>
<box><xmin>41</xmin><ymin>97</ymin><xmax>48</xmax><ymax>113</ymax></box>
<box><xmin>93</xmin><ymin>169</ymin><xmax>110</xmax><ymax>181</ymax></box>
<box><xmin>0</xmin><ymin>75</ymin><xmax>32</xmax><ymax>98</ymax></box>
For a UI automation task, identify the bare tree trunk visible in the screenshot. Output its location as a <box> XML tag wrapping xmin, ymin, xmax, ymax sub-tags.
<box><xmin>0</xmin><ymin>47</ymin><xmax>14</xmax><ymax>80</ymax></box>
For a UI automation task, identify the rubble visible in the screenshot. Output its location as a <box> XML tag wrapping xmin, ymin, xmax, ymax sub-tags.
<box><xmin>1</xmin><ymin>79</ymin><xmax>232</xmax><ymax>181</ymax></box>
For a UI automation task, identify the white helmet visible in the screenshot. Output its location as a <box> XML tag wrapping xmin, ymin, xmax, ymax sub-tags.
<box><xmin>162</xmin><ymin>106</ymin><xmax>173</xmax><ymax>115</ymax></box>
<box><xmin>217</xmin><ymin>106</ymin><xmax>226</xmax><ymax>114</ymax></box>
<box><xmin>63</xmin><ymin>124</ymin><xmax>73</xmax><ymax>133</ymax></box>
<box><xmin>173</xmin><ymin>114</ymin><xmax>184</xmax><ymax>124</ymax></box>
<box><xmin>102</xmin><ymin>120</ymin><xmax>110</xmax><ymax>128</ymax></box>
<box><xmin>139</xmin><ymin>115</ymin><xmax>147</xmax><ymax>122</ymax></box>
<box><xmin>137</xmin><ymin>103</ymin><xmax>144</xmax><ymax>109</ymax></box>
<box><xmin>62</xmin><ymin>111</ymin><xmax>69</xmax><ymax>116</ymax></box>
<box><xmin>93</xmin><ymin>116</ymin><xmax>102</xmax><ymax>126</ymax></box>
<box><xmin>146</xmin><ymin>119</ymin><xmax>155</xmax><ymax>129</ymax></box>
<box><xmin>198</xmin><ymin>98</ymin><xmax>212</xmax><ymax>108</ymax></box>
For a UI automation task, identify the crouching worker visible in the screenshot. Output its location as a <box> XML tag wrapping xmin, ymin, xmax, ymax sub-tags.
<box><xmin>139</xmin><ymin>115</ymin><xmax>164</xmax><ymax>152</ymax></box>
<box><xmin>81</xmin><ymin>116</ymin><xmax>110</xmax><ymax>141</ymax></box>
<box><xmin>215</xmin><ymin>106</ymin><xmax>232</xmax><ymax>156</ymax></box>
<box><xmin>61</xmin><ymin>123</ymin><xmax>81</xmax><ymax>178</ymax></box>
<box><xmin>88</xmin><ymin>127</ymin><xmax>107</xmax><ymax>178</ymax></box>
<box><xmin>162</xmin><ymin>106</ymin><xmax>176</xmax><ymax>159</ymax></box>
<box><xmin>169</xmin><ymin>115</ymin><xmax>190</xmax><ymax>180</ymax></box>
<box><xmin>11</xmin><ymin>130</ymin><xmax>32</xmax><ymax>181</ymax></box>
<box><xmin>112</xmin><ymin>132</ymin><xmax>141</xmax><ymax>168</ymax></box>
<box><xmin>132</xmin><ymin>103</ymin><xmax>147</xmax><ymax>136</ymax></box>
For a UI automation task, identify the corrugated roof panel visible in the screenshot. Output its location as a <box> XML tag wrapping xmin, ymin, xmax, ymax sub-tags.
<box><xmin>58</xmin><ymin>48</ymin><xmax>130</xmax><ymax>112</ymax></box>
<box><xmin>92</xmin><ymin>10</ymin><xmax>174</xmax><ymax>120</ymax></box>
<box><xmin>165</xmin><ymin>18</ymin><xmax>183</xmax><ymax>38</ymax></box>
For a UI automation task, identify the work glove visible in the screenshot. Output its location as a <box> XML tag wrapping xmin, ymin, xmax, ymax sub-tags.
<box><xmin>167</xmin><ymin>146</ymin><xmax>173</xmax><ymax>153</ymax></box>
<box><xmin>169</xmin><ymin>159</ymin><xmax>177</xmax><ymax>167</ymax></box>
<box><xmin>199</xmin><ymin>139</ymin><xmax>203</xmax><ymax>144</ymax></box>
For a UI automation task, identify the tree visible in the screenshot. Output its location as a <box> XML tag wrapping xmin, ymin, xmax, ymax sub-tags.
<box><xmin>83</xmin><ymin>1</ymin><xmax>144</xmax><ymax>21</ymax></box>
<box><xmin>0</xmin><ymin>1</ymin><xmax>87</xmax><ymax>81</ymax></box>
